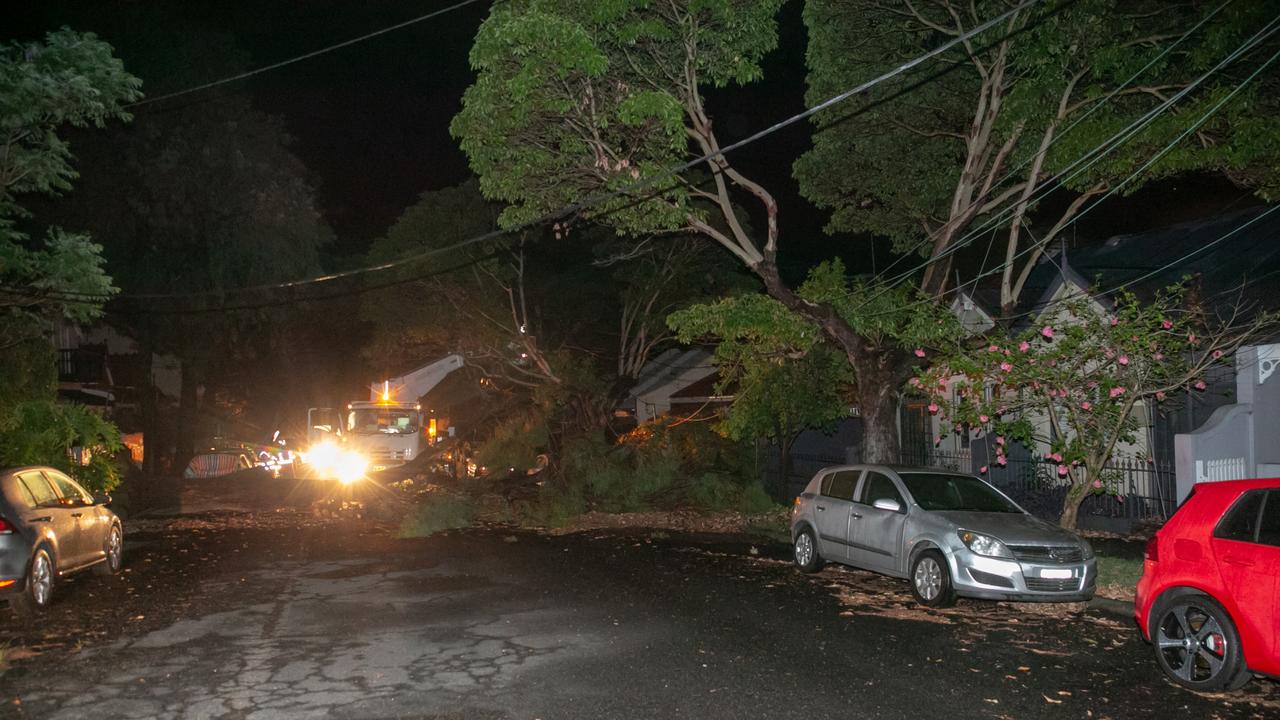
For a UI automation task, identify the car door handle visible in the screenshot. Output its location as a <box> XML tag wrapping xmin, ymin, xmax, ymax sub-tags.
<box><xmin>29</xmin><ymin>516</ymin><xmax>51</xmax><ymax>523</ymax></box>
<box><xmin>850</xmin><ymin>512</ymin><xmax>862</xmax><ymax>519</ymax></box>
<box><xmin>1222</xmin><ymin>556</ymin><xmax>1255</xmax><ymax>567</ymax></box>
<box><xmin>71</xmin><ymin>512</ymin><xmax>83</xmax><ymax>518</ymax></box>
<box><xmin>816</xmin><ymin>504</ymin><xmax>826</xmax><ymax>512</ymax></box>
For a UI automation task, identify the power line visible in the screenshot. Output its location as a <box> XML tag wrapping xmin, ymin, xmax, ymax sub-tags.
<box><xmin>849</xmin><ymin>14</ymin><xmax>1280</xmax><ymax>316</ymax></box>
<box><xmin>125</xmin><ymin>0</ymin><xmax>489</xmax><ymax>109</ymax></box>
<box><xmin>867</xmin><ymin>0</ymin><xmax>1237</xmax><ymax>284</ymax></box>
<box><xmin>100</xmin><ymin>0</ymin><xmax>1051</xmax><ymax>309</ymax></box>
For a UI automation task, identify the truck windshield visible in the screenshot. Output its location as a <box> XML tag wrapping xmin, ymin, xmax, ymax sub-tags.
<box><xmin>348</xmin><ymin>409</ymin><xmax>420</xmax><ymax>435</ymax></box>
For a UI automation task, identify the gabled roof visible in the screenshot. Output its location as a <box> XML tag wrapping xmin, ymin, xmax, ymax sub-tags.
<box><xmin>628</xmin><ymin>347</ymin><xmax>718</xmax><ymax>402</ymax></box>
<box><xmin>1013</xmin><ymin>205</ymin><xmax>1280</xmax><ymax>321</ymax></box>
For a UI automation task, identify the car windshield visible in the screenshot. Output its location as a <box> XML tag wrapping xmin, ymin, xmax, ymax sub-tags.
<box><xmin>899</xmin><ymin>473</ymin><xmax>1021</xmax><ymax>513</ymax></box>
<box><xmin>348</xmin><ymin>409</ymin><xmax>420</xmax><ymax>435</ymax></box>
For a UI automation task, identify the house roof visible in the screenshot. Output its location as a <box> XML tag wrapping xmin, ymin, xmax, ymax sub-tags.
<box><xmin>1003</xmin><ymin>204</ymin><xmax>1280</xmax><ymax>324</ymax></box>
<box><xmin>628</xmin><ymin>347</ymin><xmax>718</xmax><ymax>403</ymax></box>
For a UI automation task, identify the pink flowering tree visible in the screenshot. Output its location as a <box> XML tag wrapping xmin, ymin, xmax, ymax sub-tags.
<box><xmin>913</xmin><ymin>284</ymin><xmax>1275</xmax><ymax>529</ymax></box>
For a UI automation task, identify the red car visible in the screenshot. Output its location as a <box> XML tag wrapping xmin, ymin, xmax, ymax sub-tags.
<box><xmin>1135</xmin><ymin>478</ymin><xmax>1280</xmax><ymax>691</ymax></box>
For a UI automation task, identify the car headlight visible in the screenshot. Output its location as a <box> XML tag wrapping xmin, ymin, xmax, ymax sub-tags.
<box><xmin>957</xmin><ymin>530</ymin><xmax>1013</xmax><ymax>559</ymax></box>
<box><xmin>1080</xmin><ymin>539</ymin><xmax>1095</xmax><ymax>560</ymax></box>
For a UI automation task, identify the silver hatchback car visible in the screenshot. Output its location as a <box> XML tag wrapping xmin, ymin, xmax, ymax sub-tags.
<box><xmin>790</xmin><ymin>465</ymin><xmax>1096</xmax><ymax>606</ymax></box>
<box><xmin>1</xmin><ymin>466</ymin><xmax>123</xmax><ymax>620</ymax></box>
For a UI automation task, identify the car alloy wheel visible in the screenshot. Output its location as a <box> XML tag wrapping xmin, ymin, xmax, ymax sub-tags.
<box><xmin>30</xmin><ymin>551</ymin><xmax>52</xmax><ymax>607</ymax></box>
<box><xmin>914</xmin><ymin>556</ymin><xmax>942</xmax><ymax>601</ymax></box>
<box><xmin>1154</xmin><ymin>595</ymin><xmax>1249</xmax><ymax>690</ymax></box>
<box><xmin>795</xmin><ymin>532</ymin><xmax>813</xmax><ymax>567</ymax></box>
<box><xmin>107</xmin><ymin>526</ymin><xmax>122</xmax><ymax>570</ymax></box>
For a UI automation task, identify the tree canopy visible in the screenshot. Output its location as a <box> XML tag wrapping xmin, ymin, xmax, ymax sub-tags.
<box><xmin>798</xmin><ymin>0</ymin><xmax>1280</xmax><ymax>308</ymax></box>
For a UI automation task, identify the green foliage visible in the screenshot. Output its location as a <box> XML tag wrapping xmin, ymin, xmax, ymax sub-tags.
<box><xmin>476</xmin><ymin>410</ymin><xmax>551</xmax><ymax>471</ymax></box>
<box><xmin>914</xmin><ymin>283</ymin><xmax>1273</xmax><ymax>526</ymax></box>
<box><xmin>398</xmin><ymin>493</ymin><xmax>476</xmax><ymax>538</ymax></box>
<box><xmin>0</xmin><ymin>400</ymin><xmax>122</xmax><ymax>493</ymax></box>
<box><xmin>452</xmin><ymin>0</ymin><xmax>785</xmax><ymax>234</ymax></box>
<box><xmin>797</xmin><ymin>0</ymin><xmax>1280</xmax><ymax>252</ymax></box>
<box><xmin>527</xmin><ymin>420</ymin><xmax>775</xmax><ymax>522</ymax></box>
<box><xmin>669</xmin><ymin>261</ymin><xmax>962</xmax><ymax>445</ymax></box>
<box><xmin>1</xmin><ymin>29</ymin><xmax>139</xmax><ymax>326</ymax></box>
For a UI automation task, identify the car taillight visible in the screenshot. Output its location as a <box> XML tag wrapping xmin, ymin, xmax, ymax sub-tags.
<box><xmin>0</xmin><ymin>517</ymin><xmax>12</xmax><ymax>534</ymax></box>
<box><xmin>1144</xmin><ymin>536</ymin><xmax>1159</xmax><ymax>562</ymax></box>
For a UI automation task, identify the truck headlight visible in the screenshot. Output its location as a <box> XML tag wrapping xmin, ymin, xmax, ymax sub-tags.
<box><xmin>958</xmin><ymin>530</ymin><xmax>1013</xmax><ymax>559</ymax></box>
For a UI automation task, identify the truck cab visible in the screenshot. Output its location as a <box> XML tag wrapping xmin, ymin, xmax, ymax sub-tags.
<box><xmin>344</xmin><ymin>400</ymin><xmax>424</xmax><ymax>471</ymax></box>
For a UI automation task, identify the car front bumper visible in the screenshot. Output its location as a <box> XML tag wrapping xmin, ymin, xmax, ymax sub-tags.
<box><xmin>948</xmin><ymin>548</ymin><xmax>1097</xmax><ymax>602</ymax></box>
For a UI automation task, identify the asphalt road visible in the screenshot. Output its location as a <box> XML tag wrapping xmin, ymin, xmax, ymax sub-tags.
<box><xmin>2</xmin><ymin>519</ymin><xmax>1276</xmax><ymax>720</ymax></box>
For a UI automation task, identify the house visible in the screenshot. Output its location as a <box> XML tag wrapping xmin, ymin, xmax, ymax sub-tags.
<box><xmin>616</xmin><ymin>347</ymin><xmax>726</xmax><ymax>424</ymax></box>
<box><xmin>903</xmin><ymin>205</ymin><xmax>1280</xmax><ymax>526</ymax></box>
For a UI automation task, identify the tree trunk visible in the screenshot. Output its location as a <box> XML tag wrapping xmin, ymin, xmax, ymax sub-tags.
<box><xmin>857</xmin><ymin>385</ymin><xmax>900</xmax><ymax>465</ymax></box>
<box><xmin>139</xmin><ymin>330</ymin><xmax>159</xmax><ymax>479</ymax></box>
<box><xmin>175</xmin><ymin>360</ymin><xmax>199</xmax><ymax>468</ymax></box>
<box><xmin>1059</xmin><ymin>484</ymin><xmax>1087</xmax><ymax>530</ymax></box>
<box><xmin>776</xmin><ymin>432</ymin><xmax>797</xmax><ymax>502</ymax></box>
<box><xmin>752</xmin><ymin>254</ymin><xmax>911</xmax><ymax>466</ymax></box>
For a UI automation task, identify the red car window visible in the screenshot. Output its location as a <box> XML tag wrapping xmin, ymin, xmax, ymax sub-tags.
<box><xmin>1260</xmin><ymin>490</ymin><xmax>1280</xmax><ymax>547</ymax></box>
<box><xmin>1214</xmin><ymin>490</ymin><xmax>1266</xmax><ymax>543</ymax></box>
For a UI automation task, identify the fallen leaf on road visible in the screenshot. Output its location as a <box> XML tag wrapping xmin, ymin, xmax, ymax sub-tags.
<box><xmin>1042</xmin><ymin>695</ymin><xmax>1063</xmax><ymax>704</ymax></box>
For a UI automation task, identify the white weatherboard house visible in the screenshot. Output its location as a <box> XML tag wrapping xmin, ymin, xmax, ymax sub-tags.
<box><xmin>623</xmin><ymin>347</ymin><xmax>721</xmax><ymax>423</ymax></box>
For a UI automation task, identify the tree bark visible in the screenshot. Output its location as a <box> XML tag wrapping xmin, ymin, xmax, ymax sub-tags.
<box><xmin>139</xmin><ymin>329</ymin><xmax>158</xmax><ymax>479</ymax></box>
<box><xmin>752</xmin><ymin>253</ymin><xmax>910</xmax><ymax>464</ymax></box>
<box><xmin>1059</xmin><ymin>484</ymin><xmax>1087</xmax><ymax>530</ymax></box>
<box><xmin>776</xmin><ymin>431</ymin><xmax>797</xmax><ymax>502</ymax></box>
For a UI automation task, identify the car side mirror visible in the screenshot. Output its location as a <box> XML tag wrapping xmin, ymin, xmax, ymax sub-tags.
<box><xmin>873</xmin><ymin>498</ymin><xmax>902</xmax><ymax>513</ymax></box>
<box><xmin>93</xmin><ymin>493</ymin><xmax>112</xmax><ymax>506</ymax></box>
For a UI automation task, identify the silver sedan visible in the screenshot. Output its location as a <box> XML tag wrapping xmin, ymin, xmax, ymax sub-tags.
<box><xmin>790</xmin><ymin>465</ymin><xmax>1096</xmax><ymax>606</ymax></box>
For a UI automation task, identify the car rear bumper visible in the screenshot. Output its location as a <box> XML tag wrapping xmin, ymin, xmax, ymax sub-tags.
<box><xmin>0</xmin><ymin>533</ymin><xmax>33</xmax><ymax>591</ymax></box>
<box><xmin>950</xmin><ymin>549</ymin><xmax>1097</xmax><ymax>602</ymax></box>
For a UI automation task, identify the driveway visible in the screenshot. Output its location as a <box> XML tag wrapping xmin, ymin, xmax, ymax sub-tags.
<box><xmin>2</xmin><ymin>517</ymin><xmax>1275</xmax><ymax>719</ymax></box>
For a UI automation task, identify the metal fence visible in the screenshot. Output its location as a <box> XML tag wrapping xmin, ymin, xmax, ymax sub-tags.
<box><xmin>760</xmin><ymin>444</ymin><xmax>1177</xmax><ymax>528</ymax></box>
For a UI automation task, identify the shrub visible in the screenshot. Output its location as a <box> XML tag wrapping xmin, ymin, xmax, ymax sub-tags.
<box><xmin>398</xmin><ymin>493</ymin><xmax>475</xmax><ymax>538</ymax></box>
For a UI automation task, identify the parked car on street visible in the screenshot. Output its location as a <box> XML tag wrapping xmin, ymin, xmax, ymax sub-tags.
<box><xmin>790</xmin><ymin>465</ymin><xmax>1096</xmax><ymax>606</ymax></box>
<box><xmin>1134</xmin><ymin>478</ymin><xmax>1279</xmax><ymax>691</ymax></box>
<box><xmin>0</xmin><ymin>465</ymin><xmax>123</xmax><ymax>620</ymax></box>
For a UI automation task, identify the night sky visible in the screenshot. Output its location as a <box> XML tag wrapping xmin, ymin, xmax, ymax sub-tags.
<box><xmin>14</xmin><ymin>1</ymin><xmax>1257</xmax><ymax>282</ymax></box>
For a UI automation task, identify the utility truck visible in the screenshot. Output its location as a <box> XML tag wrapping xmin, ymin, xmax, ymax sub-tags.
<box><xmin>306</xmin><ymin>354</ymin><xmax>465</xmax><ymax>474</ymax></box>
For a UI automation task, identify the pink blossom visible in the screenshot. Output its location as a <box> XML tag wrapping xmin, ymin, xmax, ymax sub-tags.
<box><xmin>1161</xmin><ymin>319</ymin><xmax>1172</xmax><ymax>330</ymax></box>
<box><xmin>1154</xmin><ymin>352</ymin><xmax>1164</xmax><ymax>361</ymax></box>
<box><xmin>997</xmin><ymin>407</ymin><xmax>1008</xmax><ymax>415</ymax></box>
<box><xmin>1146</xmin><ymin>457</ymin><xmax>1154</xmax><ymax>464</ymax></box>
<box><xmin>1188</xmin><ymin>333</ymin><xmax>1197</xmax><ymax>344</ymax></box>
<box><xmin>1003</xmin><ymin>349</ymin><xmax>1011</xmax><ymax>356</ymax></box>
<box><xmin>1092</xmin><ymin>479</ymin><xmax>1102</xmax><ymax>489</ymax></box>
<box><xmin>1051</xmin><ymin>453</ymin><xmax>1063</xmax><ymax>463</ymax></box>
<box><xmin>988</xmin><ymin>345</ymin><xmax>999</xmax><ymax>353</ymax></box>
<box><xmin>979</xmin><ymin>415</ymin><xmax>990</xmax><ymax>424</ymax></box>
<box><xmin>1000</xmin><ymin>361</ymin><xmax>1012</xmax><ymax>372</ymax></box>
<box><xmin>1058</xmin><ymin>388</ymin><xmax>1068</xmax><ymax>398</ymax></box>
<box><xmin>1044</xmin><ymin>452</ymin><xmax>1054</xmax><ymax>460</ymax></box>
<box><xmin>1071</xmin><ymin>460</ymin><xmax>1080</xmax><ymax>467</ymax></box>
<box><xmin>1081</xmin><ymin>401</ymin><xmax>1092</xmax><ymax>411</ymax></box>
<box><xmin>1028</xmin><ymin>358</ymin><xmax>1037</xmax><ymax>365</ymax></box>
<box><xmin>927</xmin><ymin>403</ymin><xmax>939</xmax><ymax>414</ymax></box>
<box><xmin>996</xmin><ymin>436</ymin><xmax>1005</xmax><ymax>445</ymax></box>
<box><xmin>1109</xmin><ymin>387</ymin><xmax>1126</xmax><ymax>398</ymax></box>
<box><xmin>979</xmin><ymin>465</ymin><xmax>988</xmax><ymax>474</ymax></box>
<box><xmin>1048</xmin><ymin>388</ymin><xmax>1058</xmax><ymax>397</ymax></box>
<box><xmin>1194</xmin><ymin>381</ymin><xmax>1207</xmax><ymax>391</ymax></box>
<box><xmin>1110</xmin><ymin>317</ymin><xmax>1119</xmax><ymax>327</ymax></box>
<box><xmin>1041</xmin><ymin>326</ymin><xmax>1055</xmax><ymax>339</ymax></box>
<box><xmin>996</xmin><ymin>456</ymin><xmax>1007</xmax><ymax>466</ymax></box>
<box><xmin>1155</xmin><ymin>391</ymin><xmax>1166</xmax><ymax>401</ymax></box>
<box><xmin>1018</xmin><ymin>341</ymin><xmax>1030</xmax><ymax>353</ymax></box>
<box><xmin>914</xmin><ymin>348</ymin><xmax>926</xmax><ymax>358</ymax></box>
<box><xmin>1212</xmin><ymin>350</ymin><xmax>1223</xmax><ymax>359</ymax></box>
<box><xmin>1118</xmin><ymin>355</ymin><xmax>1129</xmax><ymax>366</ymax></box>
<box><xmin>1057</xmin><ymin>464</ymin><xmax>1069</xmax><ymax>477</ymax></box>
